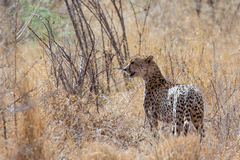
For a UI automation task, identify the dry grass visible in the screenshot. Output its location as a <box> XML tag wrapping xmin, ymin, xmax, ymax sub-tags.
<box><xmin>1</xmin><ymin>0</ymin><xmax>240</xmax><ymax>159</ymax></box>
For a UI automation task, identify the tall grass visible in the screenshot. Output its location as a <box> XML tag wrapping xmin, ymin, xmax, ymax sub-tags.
<box><xmin>0</xmin><ymin>0</ymin><xmax>239</xmax><ymax>159</ymax></box>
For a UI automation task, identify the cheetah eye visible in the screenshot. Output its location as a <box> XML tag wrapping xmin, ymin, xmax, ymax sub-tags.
<box><xmin>130</xmin><ymin>61</ymin><xmax>134</xmax><ymax>65</ymax></box>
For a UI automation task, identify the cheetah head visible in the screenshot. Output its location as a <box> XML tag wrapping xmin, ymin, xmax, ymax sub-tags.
<box><xmin>123</xmin><ymin>55</ymin><xmax>154</xmax><ymax>78</ymax></box>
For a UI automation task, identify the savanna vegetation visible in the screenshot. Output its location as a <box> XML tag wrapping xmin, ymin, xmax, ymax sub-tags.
<box><xmin>0</xmin><ymin>0</ymin><xmax>239</xmax><ymax>159</ymax></box>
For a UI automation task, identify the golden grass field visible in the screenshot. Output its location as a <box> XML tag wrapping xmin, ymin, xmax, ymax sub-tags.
<box><xmin>0</xmin><ymin>0</ymin><xmax>239</xmax><ymax>159</ymax></box>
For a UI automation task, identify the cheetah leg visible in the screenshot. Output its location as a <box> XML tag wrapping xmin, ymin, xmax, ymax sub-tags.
<box><xmin>177</xmin><ymin>106</ymin><xmax>184</xmax><ymax>136</ymax></box>
<box><xmin>200</xmin><ymin>122</ymin><xmax>205</xmax><ymax>142</ymax></box>
<box><xmin>173</xmin><ymin>94</ymin><xmax>185</xmax><ymax>137</ymax></box>
<box><xmin>150</xmin><ymin>118</ymin><xmax>158</xmax><ymax>134</ymax></box>
<box><xmin>174</xmin><ymin>121</ymin><xmax>183</xmax><ymax>136</ymax></box>
<box><xmin>183</xmin><ymin>107</ymin><xmax>191</xmax><ymax>136</ymax></box>
<box><xmin>173</xmin><ymin>98</ymin><xmax>181</xmax><ymax>137</ymax></box>
<box><xmin>173</xmin><ymin>101</ymin><xmax>178</xmax><ymax>137</ymax></box>
<box><xmin>191</xmin><ymin>114</ymin><xmax>205</xmax><ymax>140</ymax></box>
<box><xmin>150</xmin><ymin>118</ymin><xmax>158</xmax><ymax>138</ymax></box>
<box><xmin>146</xmin><ymin>111</ymin><xmax>158</xmax><ymax>137</ymax></box>
<box><xmin>191</xmin><ymin>119</ymin><xmax>205</xmax><ymax>142</ymax></box>
<box><xmin>191</xmin><ymin>100</ymin><xmax>205</xmax><ymax>142</ymax></box>
<box><xmin>171</xmin><ymin>124</ymin><xmax>175</xmax><ymax>135</ymax></box>
<box><xmin>173</xmin><ymin>106</ymin><xmax>183</xmax><ymax>136</ymax></box>
<box><xmin>199</xmin><ymin>101</ymin><xmax>205</xmax><ymax>142</ymax></box>
<box><xmin>183</xmin><ymin>120</ymin><xmax>190</xmax><ymax>136</ymax></box>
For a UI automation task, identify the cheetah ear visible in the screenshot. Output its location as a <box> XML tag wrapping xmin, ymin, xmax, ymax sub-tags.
<box><xmin>145</xmin><ymin>55</ymin><xmax>153</xmax><ymax>63</ymax></box>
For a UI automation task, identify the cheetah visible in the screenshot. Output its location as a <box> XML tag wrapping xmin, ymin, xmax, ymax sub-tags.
<box><xmin>123</xmin><ymin>55</ymin><xmax>205</xmax><ymax>141</ymax></box>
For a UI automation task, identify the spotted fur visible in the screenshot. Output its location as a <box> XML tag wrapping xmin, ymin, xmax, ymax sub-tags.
<box><xmin>124</xmin><ymin>55</ymin><xmax>205</xmax><ymax>141</ymax></box>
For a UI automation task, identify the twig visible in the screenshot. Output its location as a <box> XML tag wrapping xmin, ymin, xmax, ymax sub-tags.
<box><xmin>14</xmin><ymin>0</ymin><xmax>20</xmax><ymax>138</ymax></box>
<box><xmin>96</xmin><ymin>68</ymin><xmax>122</xmax><ymax>76</ymax></box>
<box><xmin>7</xmin><ymin>88</ymin><xmax>35</xmax><ymax>108</ymax></box>
<box><xmin>1</xmin><ymin>111</ymin><xmax>7</xmax><ymax>139</ymax></box>
<box><xmin>119</xmin><ymin>83</ymin><xmax>143</xmax><ymax>116</ymax></box>
<box><xmin>129</xmin><ymin>0</ymin><xmax>151</xmax><ymax>55</ymax></box>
